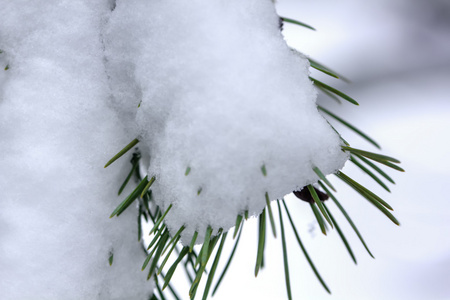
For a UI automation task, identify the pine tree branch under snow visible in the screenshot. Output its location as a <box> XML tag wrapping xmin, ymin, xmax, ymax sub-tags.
<box><xmin>0</xmin><ymin>0</ymin><xmax>403</xmax><ymax>299</ymax></box>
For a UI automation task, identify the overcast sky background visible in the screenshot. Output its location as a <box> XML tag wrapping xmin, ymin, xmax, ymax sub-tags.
<box><xmin>191</xmin><ymin>0</ymin><xmax>450</xmax><ymax>299</ymax></box>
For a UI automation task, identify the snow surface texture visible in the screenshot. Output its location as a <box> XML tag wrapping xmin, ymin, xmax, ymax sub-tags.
<box><xmin>0</xmin><ymin>1</ymin><xmax>150</xmax><ymax>299</ymax></box>
<box><xmin>106</xmin><ymin>0</ymin><xmax>348</xmax><ymax>244</ymax></box>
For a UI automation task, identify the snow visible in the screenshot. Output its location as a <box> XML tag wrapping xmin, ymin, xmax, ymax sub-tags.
<box><xmin>0</xmin><ymin>1</ymin><xmax>150</xmax><ymax>299</ymax></box>
<box><xmin>0</xmin><ymin>0</ymin><xmax>350</xmax><ymax>297</ymax></box>
<box><xmin>106</xmin><ymin>0</ymin><xmax>348</xmax><ymax>244</ymax></box>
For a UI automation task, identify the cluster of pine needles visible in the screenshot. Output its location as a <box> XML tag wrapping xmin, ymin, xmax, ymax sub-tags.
<box><xmin>103</xmin><ymin>15</ymin><xmax>404</xmax><ymax>300</ymax></box>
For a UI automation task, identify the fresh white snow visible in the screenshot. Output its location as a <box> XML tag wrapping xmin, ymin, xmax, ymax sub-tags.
<box><xmin>0</xmin><ymin>0</ymin><xmax>349</xmax><ymax>297</ymax></box>
<box><xmin>0</xmin><ymin>1</ymin><xmax>150</xmax><ymax>299</ymax></box>
<box><xmin>106</xmin><ymin>0</ymin><xmax>348</xmax><ymax>244</ymax></box>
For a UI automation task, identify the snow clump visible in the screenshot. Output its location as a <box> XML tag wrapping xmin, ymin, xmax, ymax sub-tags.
<box><xmin>106</xmin><ymin>0</ymin><xmax>348</xmax><ymax>244</ymax></box>
<box><xmin>0</xmin><ymin>1</ymin><xmax>150</xmax><ymax>299</ymax></box>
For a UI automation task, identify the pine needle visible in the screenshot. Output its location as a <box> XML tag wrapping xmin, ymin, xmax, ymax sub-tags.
<box><xmin>233</xmin><ymin>215</ymin><xmax>243</xmax><ymax>239</ymax></box>
<box><xmin>163</xmin><ymin>225</ymin><xmax>185</xmax><ymax>255</ymax></box>
<box><xmin>310</xmin><ymin>202</ymin><xmax>327</xmax><ymax>235</ymax></box>
<box><xmin>163</xmin><ymin>247</ymin><xmax>189</xmax><ymax>290</ymax></box>
<box><xmin>110</xmin><ymin>176</ymin><xmax>148</xmax><ymax>218</ymax></box>
<box><xmin>353</xmin><ymin>153</ymin><xmax>395</xmax><ymax>184</ymax></box>
<box><xmin>336</xmin><ymin>172</ymin><xmax>393</xmax><ymax>210</ymax></box>
<box><xmin>323</xmin><ymin>204</ymin><xmax>357</xmax><ymax>264</ymax></box>
<box><xmin>143</xmin><ymin>228</ymin><xmax>168</xmax><ymax>271</ymax></box>
<box><xmin>147</xmin><ymin>224</ymin><xmax>166</xmax><ymax>251</ymax></box>
<box><xmin>282</xmin><ymin>200</ymin><xmax>331</xmax><ymax>294</ymax></box>
<box><xmin>265</xmin><ymin>192</ymin><xmax>277</xmax><ymax>237</ymax></box>
<box><xmin>104</xmin><ymin>138</ymin><xmax>139</xmax><ymax>168</ymax></box>
<box><xmin>279</xmin><ymin>16</ymin><xmax>316</xmax><ymax>31</ymax></box>
<box><xmin>261</xmin><ymin>164</ymin><xmax>267</xmax><ymax>176</ymax></box>
<box><xmin>319</xmin><ymin>182</ymin><xmax>374</xmax><ymax>258</ymax></box>
<box><xmin>118</xmin><ymin>153</ymin><xmax>140</xmax><ymax>195</ymax></box>
<box><xmin>307</xmin><ymin>185</ymin><xmax>333</xmax><ymax>228</ymax></box>
<box><xmin>202</xmin><ymin>232</ymin><xmax>228</xmax><ymax>300</ymax></box>
<box><xmin>336</xmin><ymin>172</ymin><xmax>400</xmax><ymax>225</ymax></box>
<box><xmin>255</xmin><ymin>209</ymin><xmax>266</xmax><ymax>277</ymax></box>
<box><xmin>341</xmin><ymin>146</ymin><xmax>402</xmax><ymax>167</ymax></box>
<box><xmin>159</xmin><ymin>271</ymin><xmax>182</xmax><ymax>300</ymax></box>
<box><xmin>312</xmin><ymin>166</ymin><xmax>336</xmax><ymax>191</ymax></box>
<box><xmin>277</xmin><ymin>200</ymin><xmax>292</xmax><ymax>300</ymax></box>
<box><xmin>158</xmin><ymin>235</ymin><xmax>181</xmax><ymax>275</ymax></box>
<box><xmin>147</xmin><ymin>231</ymin><xmax>169</xmax><ymax>280</ymax></box>
<box><xmin>201</xmin><ymin>227</ymin><xmax>213</xmax><ymax>266</ymax></box>
<box><xmin>189</xmin><ymin>231</ymin><xmax>198</xmax><ymax>253</ymax></box>
<box><xmin>108</xmin><ymin>251</ymin><xmax>114</xmax><ymax>266</ymax></box>
<box><xmin>318</xmin><ymin>106</ymin><xmax>380</xmax><ymax>149</ymax></box>
<box><xmin>310</xmin><ymin>77</ymin><xmax>359</xmax><ymax>105</ymax></box>
<box><xmin>350</xmin><ymin>156</ymin><xmax>391</xmax><ymax>192</ymax></box>
<box><xmin>149</xmin><ymin>204</ymin><xmax>173</xmax><ymax>235</ymax></box>
<box><xmin>140</xmin><ymin>176</ymin><xmax>156</xmax><ymax>198</ymax></box>
<box><xmin>212</xmin><ymin>222</ymin><xmax>244</xmax><ymax>296</ymax></box>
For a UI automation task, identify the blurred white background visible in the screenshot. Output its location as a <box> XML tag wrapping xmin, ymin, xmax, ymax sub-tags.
<box><xmin>203</xmin><ymin>0</ymin><xmax>450</xmax><ymax>299</ymax></box>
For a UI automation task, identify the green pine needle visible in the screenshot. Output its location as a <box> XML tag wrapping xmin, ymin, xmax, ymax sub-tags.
<box><xmin>143</xmin><ymin>228</ymin><xmax>168</xmax><ymax>271</ymax></box>
<box><xmin>138</xmin><ymin>206</ymin><xmax>143</xmax><ymax>241</ymax></box>
<box><xmin>255</xmin><ymin>209</ymin><xmax>266</xmax><ymax>277</ymax></box>
<box><xmin>336</xmin><ymin>172</ymin><xmax>400</xmax><ymax>225</ymax></box>
<box><xmin>381</xmin><ymin>160</ymin><xmax>405</xmax><ymax>172</ymax></box>
<box><xmin>149</xmin><ymin>204</ymin><xmax>173</xmax><ymax>236</ymax></box>
<box><xmin>201</xmin><ymin>227</ymin><xmax>213</xmax><ymax>266</ymax></box>
<box><xmin>191</xmin><ymin>232</ymin><xmax>222</xmax><ymax>299</ymax></box>
<box><xmin>265</xmin><ymin>192</ymin><xmax>277</xmax><ymax>238</ymax></box>
<box><xmin>158</xmin><ymin>235</ymin><xmax>181</xmax><ymax>275</ymax></box>
<box><xmin>261</xmin><ymin>164</ymin><xmax>267</xmax><ymax>176</ymax></box>
<box><xmin>341</xmin><ymin>146</ymin><xmax>402</xmax><ymax>166</ymax></box>
<box><xmin>202</xmin><ymin>232</ymin><xmax>228</xmax><ymax>300</ymax></box>
<box><xmin>185</xmin><ymin>166</ymin><xmax>191</xmax><ymax>176</ymax></box>
<box><xmin>108</xmin><ymin>251</ymin><xmax>114</xmax><ymax>266</ymax></box>
<box><xmin>280</xmin><ymin>16</ymin><xmax>316</xmax><ymax>31</ymax></box>
<box><xmin>310</xmin><ymin>202</ymin><xmax>327</xmax><ymax>235</ymax></box>
<box><xmin>163</xmin><ymin>225</ymin><xmax>185</xmax><ymax>255</ymax></box>
<box><xmin>118</xmin><ymin>153</ymin><xmax>141</xmax><ymax>195</ymax></box>
<box><xmin>142</xmin><ymin>193</ymin><xmax>151</xmax><ymax>215</ymax></box>
<box><xmin>312</xmin><ymin>166</ymin><xmax>336</xmax><ymax>192</ymax></box>
<box><xmin>110</xmin><ymin>176</ymin><xmax>148</xmax><ymax>218</ymax></box>
<box><xmin>277</xmin><ymin>200</ymin><xmax>292</xmax><ymax>300</ymax></box>
<box><xmin>282</xmin><ymin>200</ymin><xmax>331</xmax><ymax>294</ymax></box>
<box><xmin>308</xmin><ymin>57</ymin><xmax>351</xmax><ymax>82</ymax></box>
<box><xmin>350</xmin><ymin>156</ymin><xmax>391</xmax><ymax>192</ymax></box>
<box><xmin>323</xmin><ymin>204</ymin><xmax>357</xmax><ymax>264</ymax></box>
<box><xmin>140</xmin><ymin>176</ymin><xmax>156</xmax><ymax>198</ymax></box>
<box><xmin>353</xmin><ymin>154</ymin><xmax>396</xmax><ymax>184</ymax></box>
<box><xmin>319</xmin><ymin>182</ymin><xmax>374</xmax><ymax>258</ymax></box>
<box><xmin>307</xmin><ymin>185</ymin><xmax>333</xmax><ymax>228</ymax></box>
<box><xmin>104</xmin><ymin>138</ymin><xmax>139</xmax><ymax>168</ymax></box>
<box><xmin>318</xmin><ymin>106</ymin><xmax>381</xmax><ymax>149</ymax></box>
<box><xmin>336</xmin><ymin>172</ymin><xmax>393</xmax><ymax>210</ymax></box>
<box><xmin>147</xmin><ymin>231</ymin><xmax>169</xmax><ymax>280</ymax></box>
<box><xmin>233</xmin><ymin>215</ymin><xmax>243</xmax><ymax>239</ymax></box>
<box><xmin>118</xmin><ymin>154</ymin><xmax>140</xmax><ymax>195</ymax></box>
<box><xmin>189</xmin><ymin>231</ymin><xmax>198</xmax><ymax>253</ymax></box>
<box><xmin>159</xmin><ymin>271</ymin><xmax>182</xmax><ymax>300</ymax></box>
<box><xmin>147</xmin><ymin>224</ymin><xmax>166</xmax><ymax>251</ymax></box>
<box><xmin>163</xmin><ymin>247</ymin><xmax>189</xmax><ymax>290</ymax></box>
<box><xmin>154</xmin><ymin>275</ymin><xmax>167</xmax><ymax>300</ymax></box>
<box><xmin>310</xmin><ymin>77</ymin><xmax>359</xmax><ymax>105</ymax></box>
<box><xmin>317</xmin><ymin>85</ymin><xmax>342</xmax><ymax>104</ymax></box>
<box><xmin>212</xmin><ymin>222</ymin><xmax>244</xmax><ymax>296</ymax></box>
